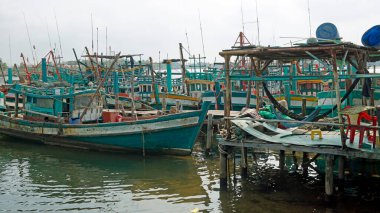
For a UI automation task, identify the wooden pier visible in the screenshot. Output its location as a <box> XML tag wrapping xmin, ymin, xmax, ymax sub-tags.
<box><xmin>217</xmin><ymin>137</ymin><xmax>380</xmax><ymax>201</ymax></box>
<box><xmin>214</xmin><ymin>42</ymin><xmax>380</xmax><ymax>202</ymax></box>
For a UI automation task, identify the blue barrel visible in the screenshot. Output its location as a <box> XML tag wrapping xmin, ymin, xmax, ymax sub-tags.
<box><xmin>362</xmin><ymin>25</ymin><xmax>380</xmax><ymax>48</ymax></box>
<box><xmin>69</xmin><ymin>118</ymin><xmax>80</xmax><ymax>124</ymax></box>
<box><xmin>316</xmin><ymin>23</ymin><xmax>340</xmax><ymax>40</ymax></box>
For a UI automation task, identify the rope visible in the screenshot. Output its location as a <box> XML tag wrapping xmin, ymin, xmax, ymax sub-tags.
<box><xmin>262</xmin><ymin>78</ymin><xmax>359</xmax><ymax>121</ymax></box>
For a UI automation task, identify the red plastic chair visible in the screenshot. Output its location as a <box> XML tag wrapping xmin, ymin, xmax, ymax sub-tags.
<box><xmin>344</xmin><ymin>106</ymin><xmax>377</xmax><ymax>148</ymax></box>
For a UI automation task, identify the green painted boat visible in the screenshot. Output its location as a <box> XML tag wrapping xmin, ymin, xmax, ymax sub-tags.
<box><xmin>0</xmin><ymin>83</ymin><xmax>211</xmax><ymax>155</ymax></box>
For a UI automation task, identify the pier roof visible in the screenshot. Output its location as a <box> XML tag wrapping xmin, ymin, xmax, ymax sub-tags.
<box><xmin>219</xmin><ymin>42</ymin><xmax>380</xmax><ymax>62</ymax></box>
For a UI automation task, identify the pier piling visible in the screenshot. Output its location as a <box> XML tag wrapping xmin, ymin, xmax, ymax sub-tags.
<box><xmin>338</xmin><ymin>156</ymin><xmax>345</xmax><ymax>193</ymax></box>
<box><xmin>325</xmin><ymin>155</ymin><xmax>334</xmax><ymax>202</ymax></box>
<box><xmin>241</xmin><ymin>146</ymin><xmax>248</xmax><ymax>178</ymax></box>
<box><xmin>279</xmin><ymin>150</ymin><xmax>285</xmax><ymax>173</ymax></box>
<box><xmin>206</xmin><ymin>114</ymin><xmax>214</xmax><ymax>155</ymax></box>
<box><xmin>220</xmin><ymin>145</ymin><xmax>228</xmax><ymax>189</ymax></box>
<box><xmin>302</xmin><ymin>152</ymin><xmax>309</xmax><ymax>177</ymax></box>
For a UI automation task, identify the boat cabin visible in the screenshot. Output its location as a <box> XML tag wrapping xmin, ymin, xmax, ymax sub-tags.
<box><xmin>10</xmin><ymin>84</ymin><xmax>103</xmax><ymax>123</ymax></box>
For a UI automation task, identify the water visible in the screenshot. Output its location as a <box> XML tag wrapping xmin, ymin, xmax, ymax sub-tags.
<box><xmin>0</xmin><ymin>136</ymin><xmax>379</xmax><ymax>212</ymax></box>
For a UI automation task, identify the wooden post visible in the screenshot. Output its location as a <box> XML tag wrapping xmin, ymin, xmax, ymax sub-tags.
<box><xmin>302</xmin><ymin>152</ymin><xmax>309</xmax><ymax>177</ymax></box>
<box><xmin>302</xmin><ymin>98</ymin><xmax>307</xmax><ymax>116</ymax></box>
<box><xmin>179</xmin><ymin>43</ymin><xmax>189</xmax><ymax>95</ymax></box>
<box><xmin>331</xmin><ymin>50</ymin><xmax>346</xmax><ymax>148</ymax></box>
<box><xmin>15</xmin><ymin>93</ymin><xmax>19</xmax><ymax>118</ymax></box>
<box><xmin>130</xmin><ymin>64</ymin><xmax>137</xmax><ymax>119</ymax></box>
<box><xmin>325</xmin><ymin>155</ymin><xmax>334</xmax><ymax>202</ymax></box>
<box><xmin>253</xmin><ymin>60</ymin><xmax>261</xmax><ymax>110</ymax></box>
<box><xmin>245</xmin><ymin>57</ymin><xmax>254</xmax><ymax>108</ymax></box>
<box><xmin>224</xmin><ymin>56</ymin><xmax>232</xmax><ymax>139</ymax></box>
<box><xmin>338</xmin><ymin>156</ymin><xmax>345</xmax><ymax>193</ymax></box>
<box><xmin>279</xmin><ymin>150</ymin><xmax>285</xmax><ymax>173</ymax></box>
<box><xmin>206</xmin><ymin>114</ymin><xmax>213</xmax><ymax>155</ymax></box>
<box><xmin>220</xmin><ymin>145</ymin><xmax>228</xmax><ymax>189</ymax></box>
<box><xmin>0</xmin><ymin>60</ymin><xmax>6</xmax><ymax>84</ymax></box>
<box><xmin>346</xmin><ymin>63</ymin><xmax>352</xmax><ymax>106</ymax></box>
<box><xmin>149</xmin><ymin>57</ymin><xmax>159</xmax><ymax>108</ymax></box>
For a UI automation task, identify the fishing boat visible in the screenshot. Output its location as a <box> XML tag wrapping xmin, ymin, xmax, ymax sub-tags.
<box><xmin>0</xmin><ymin>83</ymin><xmax>210</xmax><ymax>155</ymax></box>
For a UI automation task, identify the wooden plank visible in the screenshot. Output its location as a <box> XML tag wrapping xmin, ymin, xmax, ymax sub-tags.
<box><xmin>218</xmin><ymin>139</ymin><xmax>380</xmax><ymax>160</ymax></box>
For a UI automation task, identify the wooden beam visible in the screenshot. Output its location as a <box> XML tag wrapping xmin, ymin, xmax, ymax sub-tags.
<box><xmin>224</xmin><ymin>55</ymin><xmax>232</xmax><ymax>139</ymax></box>
<box><xmin>331</xmin><ymin>49</ymin><xmax>346</xmax><ymax>148</ymax></box>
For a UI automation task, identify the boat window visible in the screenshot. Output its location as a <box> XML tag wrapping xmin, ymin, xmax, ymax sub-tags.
<box><xmin>74</xmin><ymin>95</ymin><xmax>99</xmax><ymax>109</ymax></box>
<box><xmin>63</xmin><ymin>98</ymin><xmax>70</xmax><ymax>113</ymax></box>
<box><xmin>36</xmin><ymin>98</ymin><xmax>54</xmax><ymax>108</ymax></box>
<box><xmin>202</xmin><ymin>84</ymin><xmax>207</xmax><ymax>91</ymax></box>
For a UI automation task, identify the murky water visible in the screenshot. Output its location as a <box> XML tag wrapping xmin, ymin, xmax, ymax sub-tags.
<box><xmin>0</xmin><ymin>136</ymin><xmax>379</xmax><ymax>212</ymax></box>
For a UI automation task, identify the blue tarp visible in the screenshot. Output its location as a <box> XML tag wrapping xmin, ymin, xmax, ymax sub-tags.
<box><xmin>362</xmin><ymin>25</ymin><xmax>380</xmax><ymax>48</ymax></box>
<box><xmin>316</xmin><ymin>23</ymin><xmax>339</xmax><ymax>40</ymax></box>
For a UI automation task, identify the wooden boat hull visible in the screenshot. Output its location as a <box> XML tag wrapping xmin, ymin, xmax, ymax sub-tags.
<box><xmin>0</xmin><ymin>102</ymin><xmax>210</xmax><ymax>155</ymax></box>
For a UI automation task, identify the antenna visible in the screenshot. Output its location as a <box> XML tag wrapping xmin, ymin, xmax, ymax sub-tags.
<box><xmin>241</xmin><ymin>0</ymin><xmax>245</xmax><ymax>33</ymax></box>
<box><xmin>8</xmin><ymin>34</ymin><xmax>12</xmax><ymax>65</ymax></box>
<box><xmin>255</xmin><ymin>0</ymin><xmax>261</xmax><ymax>46</ymax></box>
<box><xmin>198</xmin><ymin>9</ymin><xmax>206</xmax><ymax>60</ymax></box>
<box><xmin>22</xmin><ymin>12</ymin><xmax>36</xmax><ymax>65</ymax></box>
<box><xmin>307</xmin><ymin>0</ymin><xmax>312</xmax><ymax>37</ymax></box>
<box><xmin>91</xmin><ymin>13</ymin><xmax>94</xmax><ymax>53</ymax></box>
<box><xmin>158</xmin><ymin>51</ymin><xmax>161</xmax><ymax>72</ymax></box>
<box><xmin>45</xmin><ymin>18</ymin><xmax>53</xmax><ymax>50</ymax></box>
<box><xmin>96</xmin><ymin>27</ymin><xmax>99</xmax><ymax>56</ymax></box>
<box><xmin>185</xmin><ymin>30</ymin><xmax>191</xmax><ymax>57</ymax></box>
<box><xmin>54</xmin><ymin>11</ymin><xmax>63</xmax><ymax>60</ymax></box>
<box><xmin>106</xmin><ymin>27</ymin><xmax>108</xmax><ymax>55</ymax></box>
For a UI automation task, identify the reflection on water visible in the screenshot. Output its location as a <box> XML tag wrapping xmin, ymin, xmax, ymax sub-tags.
<box><xmin>0</xmin><ymin>136</ymin><xmax>380</xmax><ymax>212</ymax></box>
<box><xmin>0</xmin><ymin>136</ymin><xmax>212</xmax><ymax>212</ymax></box>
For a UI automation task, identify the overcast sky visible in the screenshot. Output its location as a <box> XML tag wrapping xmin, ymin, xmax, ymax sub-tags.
<box><xmin>0</xmin><ymin>0</ymin><xmax>378</xmax><ymax>66</ymax></box>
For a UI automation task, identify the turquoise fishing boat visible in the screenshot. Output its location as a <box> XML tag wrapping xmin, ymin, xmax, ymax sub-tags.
<box><xmin>0</xmin><ymin>83</ymin><xmax>210</xmax><ymax>155</ymax></box>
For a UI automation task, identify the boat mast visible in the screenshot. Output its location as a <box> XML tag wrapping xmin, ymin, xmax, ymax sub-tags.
<box><xmin>54</xmin><ymin>11</ymin><xmax>63</xmax><ymax>64</ymax></box>
<box><xmin>307</xmin><ymin>0</ymin><xmax>312</xmax><ymax>37</ymax></box>
<box><xmin>80</xmin><ymin>51</ymin><xmax>121</xmax><ymax>122</ymax></box>
<box><xmin>198</xmin><ymin>9</ymin><xmax>206</xmax><ymax>65</ymax></box>
<box><xmin>255</xmin><ymin>0</ymin><xmax>261</xmax><ymax>46</ymax></box>
<box><xmin>149</xmin><ymin>57</ymin><xmax>159</xmax><ymax>108</ymax></box>
<box><xmin>22</xmin><ymin>12</ymin><xmax>36</xmax><ymax>66</ymax></box>
<box><xmin>179</xmin><ymin>43</ymin><xmax>188</xmax><ymax>95</ymax></box>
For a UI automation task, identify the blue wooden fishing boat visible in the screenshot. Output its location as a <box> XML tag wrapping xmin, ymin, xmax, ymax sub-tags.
<box><xmin>0</xmin><ymin>82</ymin><xmax>210</xmax><ymax>155</ymax></box>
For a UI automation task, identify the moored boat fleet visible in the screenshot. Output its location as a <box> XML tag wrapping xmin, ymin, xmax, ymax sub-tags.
<box><xmin>1</xmin><ymin>22</ymin><xmax>380</xmax><ymax>155</ymax></box>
